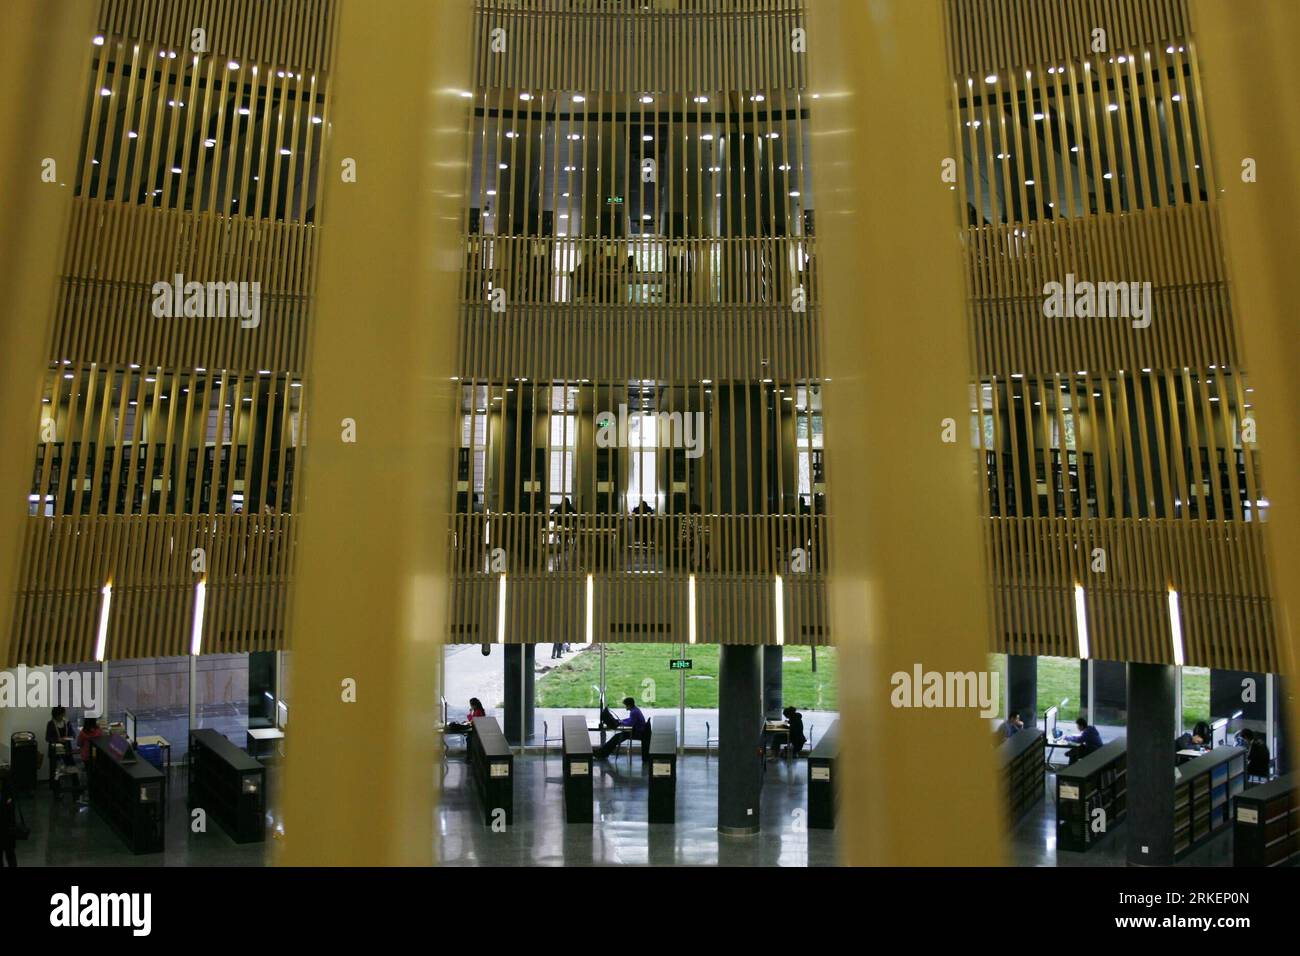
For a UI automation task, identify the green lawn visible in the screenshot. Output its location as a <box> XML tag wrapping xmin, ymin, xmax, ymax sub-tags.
<box><xmin>1002</xmin><ymin>655</ymin><xmax>1211</xmax><ymax>728</ymax></box>
<box><xmin>536</xmin><ymin>643</ymin><xmax>838</xmax><ymax>710</ymax></box>
<box><xmin>536</xmin><ymin>646</ymin><xmax>1206</xmax><ymax>727</ymax></box>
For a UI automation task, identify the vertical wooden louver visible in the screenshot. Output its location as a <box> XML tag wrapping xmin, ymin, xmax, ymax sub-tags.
<box><xmin>943</xmin><ymin>0</ymin><xmax>1276</xmax><ymax>670</ymax></box>
<box><xmin>8</xmin><ymin>0</ymin><xmax>336</xmax><ymax>665</ymax></box>
<box><xmin>450</xmin><ymin>0</ymin><xmax>828</xmax><ymax>646</ymax></box>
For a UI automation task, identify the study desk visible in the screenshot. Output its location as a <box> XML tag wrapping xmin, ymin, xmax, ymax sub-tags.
<box><xmin>1044</xmin><ymin>736</ymin><xmax>1080</xmax><ymax>768</ymax></box>
<box><xmin>247</xmin><ymin>727</ymin><xmax>285</xmax><ymax>760</ymax></box>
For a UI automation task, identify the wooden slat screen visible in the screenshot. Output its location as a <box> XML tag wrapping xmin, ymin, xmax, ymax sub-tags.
<box><xmin>8</xmin><ymin>0</ymin><xmax>335</xmax><ymax>664</ymax></box>
<box><xmin>944</xmin><ymin>0</ymin><xmax>1277</xmax><ymax>669</ymax></box>
<box><xmin>450</xmin><ymin>0</ymin><xmax>826</xmax><ymax>644</ymax></box>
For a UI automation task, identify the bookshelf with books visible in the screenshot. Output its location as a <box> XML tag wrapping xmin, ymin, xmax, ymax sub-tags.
<box><xmin>1233</xmin><ymin>773</ymin><xmax>1297</xmax><ymax>867</ymax></box>
<box><xmin>999</xmin><ymin>729</ymin><xmax>1045</xmax><ymax>821</ymax></box>
<box><xmin>1055</xmin><ymin>738</ymin><xmax>1127</xmax><ymax>852</ymax></box>
<box><xmin>1174</xmin><ymin>746</ymin><xmax>1245</xmax><ymax>859</ymax></box>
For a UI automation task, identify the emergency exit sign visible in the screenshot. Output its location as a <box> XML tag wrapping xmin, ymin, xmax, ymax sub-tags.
<box><xmin>669</xmin><ymin>659</ymin><xmax>692</xmax><ymax>670</ymax></box>
<box><xmin>606</xmin><ymin>195</ymin><xmax>624</xmax><ymax>204</ymax></box>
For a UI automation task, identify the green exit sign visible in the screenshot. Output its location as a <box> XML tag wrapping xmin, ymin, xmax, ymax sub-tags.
<box><xmin>606</xmin><ymin>195</ymin><xmax>624</xmax><ymax>204</ymax></box>
<box><xmin>669</xmin><ymin>659</ymin><xmax>693</xmax><ymax>670</ymax></box>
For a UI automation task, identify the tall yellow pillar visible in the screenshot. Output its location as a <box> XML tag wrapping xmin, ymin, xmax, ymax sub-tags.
<box><xmin>807</xmin><ymin>0</ymin><xmax>1003</xmax><ymax>864</ymax></box>
<box><xmin>1191</xmin><ymin>0</ymin><xmax>1300</xmax><ymax>772</ymax></box>
<box><xmin>0</xmin><ymin>2</ymin><xmax>96</xmax><ymax>664</ymax></box>
<box><xmin>277</xmin><ymin>0</ymin><xmax>469</xmax><ymax>865</ymax></box>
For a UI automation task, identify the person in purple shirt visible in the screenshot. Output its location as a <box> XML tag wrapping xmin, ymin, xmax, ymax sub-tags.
<box><xmin>1065</xmin><ymin>717</ymin><xmax>1103</xmax><ymax>764</ymax></box>
<box><xmin>594</xmin><ymin>697</ymin><xmax>647</xmax><ymax>759</ymax></box>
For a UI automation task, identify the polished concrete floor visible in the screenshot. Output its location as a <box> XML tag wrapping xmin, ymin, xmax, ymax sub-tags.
<box><xmin>437</xmin><ymin>750</ymin><xmax>836</xmax><ymax>866</ymax></box>
<box><xmin>1006</xmin><ymin>770</ymin><xmax>1234</xmax><ymax>867</ymax></box>
<box><xmin>10</xmin><ymin>751</ymin><xmax>1241</xmax><ymax>867</ymax></box>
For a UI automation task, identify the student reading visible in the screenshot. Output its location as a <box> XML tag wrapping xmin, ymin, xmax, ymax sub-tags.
<box><xmin>594</xmin><ymin>697</ymin><xmax>647</xmax><ymax>760</ymax></box>
<box><xmin>1064</xmin><ymin>717</ymin><xmax>1102</xmax><ymax>765</ymax></box>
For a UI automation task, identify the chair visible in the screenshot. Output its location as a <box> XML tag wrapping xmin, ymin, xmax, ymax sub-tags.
<box><xmin>705</xmin><ymin>721</ymin><xmax>719</xmax><ymax>757</ymax></box>
<box><xmin>542</xmin><ymin>719</ymin><xmax>563</xmax><ymax>760</ymax></box>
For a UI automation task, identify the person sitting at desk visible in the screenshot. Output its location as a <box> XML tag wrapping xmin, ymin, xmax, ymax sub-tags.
<box><xmin>1192</xmin><ymin>720</ymin><xmax>1212</xmax><ymax>744</ymax></box>
<box><xmin>44</xmin><ymin>706</ymin><xmax>75</xmax><ymax>789</ymax></box>
<box><xmin>1175</xmin><ymin>730</ymin><xmax>1206</xmax><ymax>751</ymax></box>
<box><xmin>1064</xmin><ymin>717</ymin><xmax>1102</xmax><ymax>764</ymax></box>
<box><xmin>782</xmin><ymin>706</ymin><xmax>807</xmax><ymax>757</ymax></box>
<box><xmin>594</xmin><ymin>697</ymin><xmax>647</xmax><ymax>759</ymax></box>
<box><xmin>75</xmin><ymin>717</ymin><xmax>103</xmax><ymax>764</ymax></box>
<box><xmin>445</xmin><ymin>698</ymin><xmax>486</xmax><ymax>735</ymax></box>
<box><xmin>1241</xmin><ymin>729</ymin><xmax>1271</xmax><ymax>781</ymax></box>
<box><xmin>1000</xmin><ymin>711</ymin><xmax>1025</xmax><ymax>739</ymax></box>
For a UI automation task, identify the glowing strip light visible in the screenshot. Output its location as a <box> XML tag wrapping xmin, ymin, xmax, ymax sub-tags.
<box><xmin>584</xmin><ymin>573</ymin><xmax>593</xmax><ymax>646</ymax></box>
<box><xmin>496</xmin><ymin>573</ymin><xmax>507</xmax><ymax>644</ymax></box>
<box><xmin>95</xmin><ymin>582</ymin><xmax>112</xmax><ymax>661</ymax></box>
<box><xmin>1168</xmin><ymin>588</ymin><xmax>1185</xmax><ymax>666</ymax></box>
<box><xmin>190</xmin><ymin>580</ymin><xmax>207</xmax><ymax>655</ymax></box>
<box><xmin>1073</xmin><ymin>584</ymin><xmax>1090</xmax><ymax>659</ymax></box>
<box><xmin>688</xmin><ymin>574</ymin><xmax>697</xmax><ymax>645</ymax></box>
<box><xmin>774</xmin><ymin>574</ymin><xmax>785</xmax><ymax>646</ymax></box>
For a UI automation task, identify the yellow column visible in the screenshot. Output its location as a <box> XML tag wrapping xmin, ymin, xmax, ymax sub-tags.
<box><xmin>0</xmin><ymin>2</ymin><xmax>96</xmax><ymax>663</ymax></box>
<box><xmin>1191</xmin><ymin>0</ymin><xmax>1300</xmax><ymax>772</ymax></box>
<box><xmin>277</xmin><ymin>0</ymin><xmax>469</xmax><ymax>865</ymax></box>
<box><xmin>807</xmin><ymin>0</ymin><xmax>1002</xmax><ymax>864</ymax></box>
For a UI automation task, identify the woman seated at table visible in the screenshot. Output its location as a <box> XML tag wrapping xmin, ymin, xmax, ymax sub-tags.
<box><xmin>446</xmin><ymin>698</ymin><xmax>486</xmax><ymax>735</ymax></box>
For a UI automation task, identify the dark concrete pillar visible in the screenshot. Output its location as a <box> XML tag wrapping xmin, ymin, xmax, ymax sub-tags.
<box><xmin>1126</xmin><ymin>663</ymin><xmax>1176</xmax><ymax>866</ymax></box>
<box><xmin>718</xmin><ymin>644</ymin><xmax>762</xmax><ymax>834</ymax></box>
<box><xmin>503</xmin><ymin>644</ymin><xmax>535</xmax><ymax>745</ymax></box>
<box><xmin>1210</xmin><ymin>669</ymin><xmax>1266</xmax><ymax>727</ymax></box>
<box><xmin>1007</xmin><ymin>654</ymin><xmax>1036</xmax><ymax>724</ymax></box>
<box><xmin>763</xmin><ymin>646</ymin><xmax>784</xmax><ymax>718</ymax></box>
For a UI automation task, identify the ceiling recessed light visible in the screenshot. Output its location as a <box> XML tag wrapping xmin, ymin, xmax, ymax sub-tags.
<box><xmin>227</xmin><ymin>60</ymin><xmax>240</xmax><ymax>70</ymax></box>
<box><xmin>985</xmin><ymin>74</ymin><xmax>998</xmax><ymax>84</ymax></box>
<box><xmin>238</xmin><ymin>107</ymin><xmax>250</xmax><ymax>116</ymax></box>
<box><xmin>640</xmin><ymin>95</ymin><xmax>653</xmax><ymax>104</ymax></box>
<box><xmin>204</xmin><ymin>139</ymin><xmax>216</xmax><ymax>147</ymax></box>
<box><xmin>751</xmin><ymin>93</ymin><xmax>765</xmax><ymax>102</ymax></box>
<box><xmin>519</xmin><ymin>93</ymin><xmax>533</xmax><ymax>101</ymax></box>
<box><xmin>572</xmin><ymin>94</ymin><xmax>585</xmax><ymax>103</ymax></box>
<box><xmin>93</xmin><ymin>35</ymin><xmax>104</xmax><ymax>45</ymax></box>
<box><xmin>100</xmin><ymin>88</ymin><xmax>112</xmax><ymax>96</ymax></box>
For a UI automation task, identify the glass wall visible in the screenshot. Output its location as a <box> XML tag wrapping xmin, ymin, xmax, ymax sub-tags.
<box><xmin>1037</xmin><ymin>655</ymin><xmax>1081</xmax><ymax>725</ymax></box>
<box><xmin>194</xmin><ymin>653</ymin><xmax>250</xmax><ymax>746</ymax></box>
<box><xmin>109</xmin><ymin>656</ymin><xmax>190</xmax><ymax>757</ymax></box>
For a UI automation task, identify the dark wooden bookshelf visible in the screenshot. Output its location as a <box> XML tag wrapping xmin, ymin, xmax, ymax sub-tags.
<box><xmin>1055</xmin><ymin>738</ymin><xmax>1126</xmax><ymax>852</ymax></box>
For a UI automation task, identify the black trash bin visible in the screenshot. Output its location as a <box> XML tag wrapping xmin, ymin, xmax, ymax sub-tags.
<box><xmin>10</xmin><ymin>731</ymin><xmax>39</xmax><ymax>793</ymax></box>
